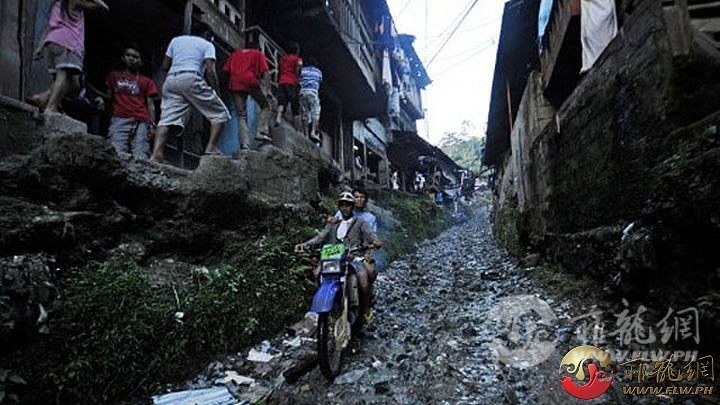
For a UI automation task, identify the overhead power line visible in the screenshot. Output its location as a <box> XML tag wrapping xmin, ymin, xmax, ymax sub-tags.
<box><xmin>425</xmin><ymin>19</ymin><xmax>496</xmax><ymax>43</ymax></box>
<box><xmin>431</xmin><ymin>41</ymin><xmax>495</xmax><ymax>78</ymax></box>
<box><xmin>396</xmin><ymin>0</ymin><xmax>414</xmax><ymax>20</ymax></box>
<box><xmin>426</xmin><ymin>0</ymin><xmax>480</xmax><ymax>69</ymax></box>
<box><xmin>425</xmin><ymin>0</ymin><xmax>475</xmax><ymax>48</ymax></box>
<box><xmin>430</xmin><ymin>38</ymin><xmax>494</xmax><ymax>64</ymax></box>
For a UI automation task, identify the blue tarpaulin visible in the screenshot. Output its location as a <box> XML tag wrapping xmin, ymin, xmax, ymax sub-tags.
<box><xmin>538</xmin><ymin>0</ymin><xmax>554</xmax><ymax>40</ymax></box>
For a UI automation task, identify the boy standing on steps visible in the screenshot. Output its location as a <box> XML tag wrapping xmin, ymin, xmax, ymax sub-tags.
<box><xmin>299</xmin><ymin>57</ymin><xmax>323</xmax><ymax>143</ymax></box>
<box><xmin>102</xmin><ymin>45</ymin><xmax>158</xmax><ymax>160</ymax></box>
<box><xmin>275</xmin><ymin>42</ymin><xmax>302</xmax><ymax>129</ymax></box>
<box><xmin>223</xmin><ymin>41</ymin><xmax>272</xmax><ymax>150</ymax></box>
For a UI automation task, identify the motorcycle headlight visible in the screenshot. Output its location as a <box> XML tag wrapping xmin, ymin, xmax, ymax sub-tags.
<box><xmin>321</xmin><ymin>261</ymin><xmax>341</xmax><ymax>274</ymax></box>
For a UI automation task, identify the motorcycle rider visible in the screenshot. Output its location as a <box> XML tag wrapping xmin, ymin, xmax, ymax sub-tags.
<box><xmin>295</xmin><ymin>191</ymin><xmax>382</xmax><ymax>326</ymax></box>
<box><xmin>331</xmin><ymin>187</ymin><xmax>379</xmax><ymax>289</ymax></box>
<box><xmin>333</xmin><ymin>187</ymin><xmax>377</xmax><ymax>232</ymax></box>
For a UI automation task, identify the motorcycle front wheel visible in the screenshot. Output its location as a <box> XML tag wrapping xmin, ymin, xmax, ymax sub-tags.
<box><xmin>317</xmin><ymin>305</ymin><xmax>344</xmax><ymax>380</ymax></box>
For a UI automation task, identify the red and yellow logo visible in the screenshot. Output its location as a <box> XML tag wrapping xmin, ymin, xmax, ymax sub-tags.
<box><xmin>559</xmin><ymin>345</ymin><xmax>614</xmax><ymax>400</ymax></box>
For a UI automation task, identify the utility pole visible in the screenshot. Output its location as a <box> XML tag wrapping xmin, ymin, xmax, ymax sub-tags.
<box><xmin>423</xmin><ymin>0</ymin><xmax>430</xmax><ymax>140</ymax></box>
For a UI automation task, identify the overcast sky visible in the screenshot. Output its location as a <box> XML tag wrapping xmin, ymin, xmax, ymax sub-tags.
<box><xmin>386</xmin><ymin>0</ymin><xmax>507</xmax><ymax>145</ymax></box>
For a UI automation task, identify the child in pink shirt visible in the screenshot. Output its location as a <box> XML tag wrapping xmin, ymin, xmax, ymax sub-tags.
<box><xmin>28</xmin><ymin>0</ymin><xmax>109</xmax><ymax>115</ymax></box>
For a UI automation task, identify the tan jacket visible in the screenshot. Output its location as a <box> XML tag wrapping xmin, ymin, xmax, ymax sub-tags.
<box><xmin>303</xmin><ymin>216</ymin><xmax>376</xmax><ymax>251</ymax></box>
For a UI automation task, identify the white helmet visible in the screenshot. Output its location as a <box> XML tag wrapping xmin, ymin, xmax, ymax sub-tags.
<box><xmin>338</xmin><ymin>191</ymin><xmax>354</xmax><ymax>204</ymax></box>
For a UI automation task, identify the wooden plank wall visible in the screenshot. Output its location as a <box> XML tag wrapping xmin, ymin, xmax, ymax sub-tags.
<box><xmin>0</xmin><ymin>0</ymin><xmax>22</xmax><ymax>98</ymax></box>
<box><xmin>26</xmin><ymin>0</ymin><xmax>55</xmax><ymax>99</ymax></box>
<box><xmin>0</xmin><ymin>0</ymin><xmax>41</xmax><ymax>100</ymax></box>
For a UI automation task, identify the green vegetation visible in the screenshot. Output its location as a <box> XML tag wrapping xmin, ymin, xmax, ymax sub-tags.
<box><xmin>48</xmin><ymin>258</ymin><xmax>183</xmax><ymax>402</ymax></box>
<box><xmin>376</xmin><ymin>191</ymin><xmax>452</xmax><ymax>260</ymax></box>
<box><xmin>438</xmin><ymin>121</ymin><xmax>485</xmax><ymax>173</ymax></box>
<box><xmin>3</xmin><ymin>192</ymin><xmax>452</xmax><ymax>403</ymax></box>
<box><xmin>493</xmin><ymin>203</ymin><xmax>520</xmax><ymax>256</ymax></box>
<box><xmin>13</xmin><ymin>210</ymin><xmax>317</xmax><ymax>403</ymax></box>
<box><xmin>0</xmin><ymin>369</ymin><xmax>26</xmax><ymax>403</ymax></box>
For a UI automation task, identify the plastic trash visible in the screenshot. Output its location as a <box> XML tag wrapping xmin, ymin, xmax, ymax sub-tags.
<box><xmin>247</xmin><ymin>349</ymin><xmax>279</xmax><ymax>363</ymax></box>
<box><xmin>282</xmin><ymin>336</ymin><xmax>302</xmax><ymax>348</ymax></box>
<box><xmin>152</xmin><ymin>387</ymin><xmax>235</xmax><ymax>405</ymax></box>
<box><xmin>216</xmin><ymin>370</ymin><xmax>254</xmax><ymax>386</ymax></box>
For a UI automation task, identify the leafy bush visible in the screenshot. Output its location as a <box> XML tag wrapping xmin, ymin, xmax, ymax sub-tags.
<box><xmin>17</xmin><ymin>210</ymin><xmax>319</xmax><ymax>403</ymax></box>
<box><xmin>377</xmin><ymin>192</ymin><xmax>452</xmax><ymax>260</ymax></box>
<box><xmin>5</xmin><ymin>195</ymin><xmax>450</xmax><ymax>403</ymax></box>
<box><xmin>47</xmin><ymin>258</ymin><xmax>183</xmax><ymax>402</ymax></box>
<box><xmin>0</xmin><ymin>369</ymin><xmax>26</xmax><ymax>403</ymax></box>
<box><xmin>184</xmin><ymin>233</ymin><xmax>314</xmax><ymax>355</ymax></box>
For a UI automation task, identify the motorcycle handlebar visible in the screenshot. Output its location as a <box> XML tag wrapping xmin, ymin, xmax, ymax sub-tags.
<box><xmin>294</xmin><ymin>243</ymin><xmax>377</xmax><ymax>255</ymax></box>
<box><xmin>348</xmin><ymin>244</ymin><xmax>377</xmax><ymax>254</ymax></box>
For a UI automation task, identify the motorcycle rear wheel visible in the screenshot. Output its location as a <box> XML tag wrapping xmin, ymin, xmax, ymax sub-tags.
<box><xmin>318</xmin><ymin>305</ymin><xmax>344</xmax><ymax>380</ymax></box>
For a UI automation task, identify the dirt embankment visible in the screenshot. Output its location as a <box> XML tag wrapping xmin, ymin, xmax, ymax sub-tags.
<box><xmin>0</xmin><ymin>126</ymin><xmax>451</xmax><ymax>403</ymax></box>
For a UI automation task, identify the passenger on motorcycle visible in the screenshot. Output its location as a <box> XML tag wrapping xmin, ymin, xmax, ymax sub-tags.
<box><xmin>295</xmin><ymin>191</ymin><xmax>382</xmax><ymax>323</ymax></box>
<box><xmin>331</xmin><ymin>187</ymin><xmax>379</xmax><ymax>277</ymax></box>
<box><xmin>332</xmin><ymin>187</ymin><xmax>377</xmax><ymax>232</ymax></box>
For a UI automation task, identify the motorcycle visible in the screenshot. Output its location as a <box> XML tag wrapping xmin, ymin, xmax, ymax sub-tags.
<box><xmin>309</xmin><ymin>243</ymin><xmax>367</xmax><ymax>380</ymax></box>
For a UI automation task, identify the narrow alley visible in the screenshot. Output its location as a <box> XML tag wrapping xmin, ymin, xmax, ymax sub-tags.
<box><xmin>161</xmin><ymin>206</ymin><xmax>629</xmax><ymax>405</ymax></box>
<box><xmin>2</xmin><ymin>0</ymin><xmax>719</xmax><ymax>403</ymax></box>
<box><xmin>269</xmin><ymin>207</ymin><xmax>575</xmax><ymax>404</ymax></box>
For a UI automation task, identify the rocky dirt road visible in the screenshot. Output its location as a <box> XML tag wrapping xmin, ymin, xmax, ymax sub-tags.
<box><xmin>265</xmin><ymin>208</ymin><xmax>580</xmax><ymax>404</ymax></box>
<box><xmin>161</xmin><ymin>208</ymin><xmax>632</xmax><ymax>404</ymax></box>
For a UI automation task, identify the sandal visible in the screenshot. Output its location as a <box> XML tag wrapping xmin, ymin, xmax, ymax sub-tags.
<box><xmin>256</xmin><ymin>132</ymin><xmax>272</xmax><ymax>143</ymax></box>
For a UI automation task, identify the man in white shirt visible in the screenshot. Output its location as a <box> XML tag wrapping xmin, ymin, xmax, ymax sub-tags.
<box><xmin>150</xmin><ymin>28</ymin><xmax>230</xmax><ymax>163</ymax></box>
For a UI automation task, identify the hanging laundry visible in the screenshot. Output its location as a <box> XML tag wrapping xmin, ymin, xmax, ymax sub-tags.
<box><xmin>580</xmin><ymin>0</ymin><xmax>618</xmax><ymax>72</ymax></box>
<box><xmin>538</xmin><ymin>0</ymin><xmax>554</xmax><ymax>43</ymax></box>
<box><xmin>382</xmin><ymin>48</ymin><xmax>393</xmax><ymax>87</ymax></box>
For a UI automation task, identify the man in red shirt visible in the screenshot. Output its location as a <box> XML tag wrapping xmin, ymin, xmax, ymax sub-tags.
<box><xmin>103</xmin><ymin>46</ymin><xmax>158</xmax><ymax>160</ymax></box>
<box><xmin>275</xmin><ymin>42</ymin><xmax>302</xmax><ymax>129</ymax></box>
<box><xmin>222</xmin><ymin>41</ymin><xmax>271</xmax><ymax>150</ymax></box>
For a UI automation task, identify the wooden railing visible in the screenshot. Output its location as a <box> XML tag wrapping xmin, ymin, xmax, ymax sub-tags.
<box><xmin>539</xmin><ymin>0</ymin><xmax>580</xmax><ymax>87</ymax></box>
<box><xmin>324</xmin><ymin>0</ymin><xmax>378</xmax><ymax>91</ymax></box>
<box><xmin>186</xmin><ymin>0</ymin><xmax>245</xmax><ymax>48</ymax></box>
<box><xmin>205</xmin><ymin>0</ymin><xmax>243</xmax><ymax>28</ymax></box>
<box><xmin>243</xmin><ymin>25</ymin><xmax>286</xmax><ymax>93</ymax></box>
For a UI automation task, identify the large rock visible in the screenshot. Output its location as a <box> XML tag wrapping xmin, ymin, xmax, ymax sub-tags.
<box><xmin>0</xmin><ymin>105</ymin><xmax>344</xmax><ymax>251</ymax></box>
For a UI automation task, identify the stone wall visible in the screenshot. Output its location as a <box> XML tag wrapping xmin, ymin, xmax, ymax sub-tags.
<box><xmin>492</xmin><ymin>0</ymin><xmax>720</xmax><ymax>295</ymax></box>
<box><xmin>0</xmin><ymin>101</ymin><xmax>346</xmax><ymax>328</ymax></box>
<box><xmin>507</xmin><ymin>71</ymin><xmax>556</xmax><ymax>245</ymax></box>
<box><xmin>492</xmin><ymin>154</ymin><xmax>520</xmax><ymax>255</ymax></box>
<box><xmin>546</xmin><ymin>1</ymin><xmax>720</xmax><ymax>233</ymax></box>
<box><xmin>495</xmin><ymin>0</ymin><xmax>720</xmax><ymax>242</ymax></box>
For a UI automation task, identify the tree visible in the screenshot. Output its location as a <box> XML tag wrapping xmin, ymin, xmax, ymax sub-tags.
<box><xmin>439</xmin><ymin>120</ymin><xmax>485</xmax><ymax>173</ymax></box>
